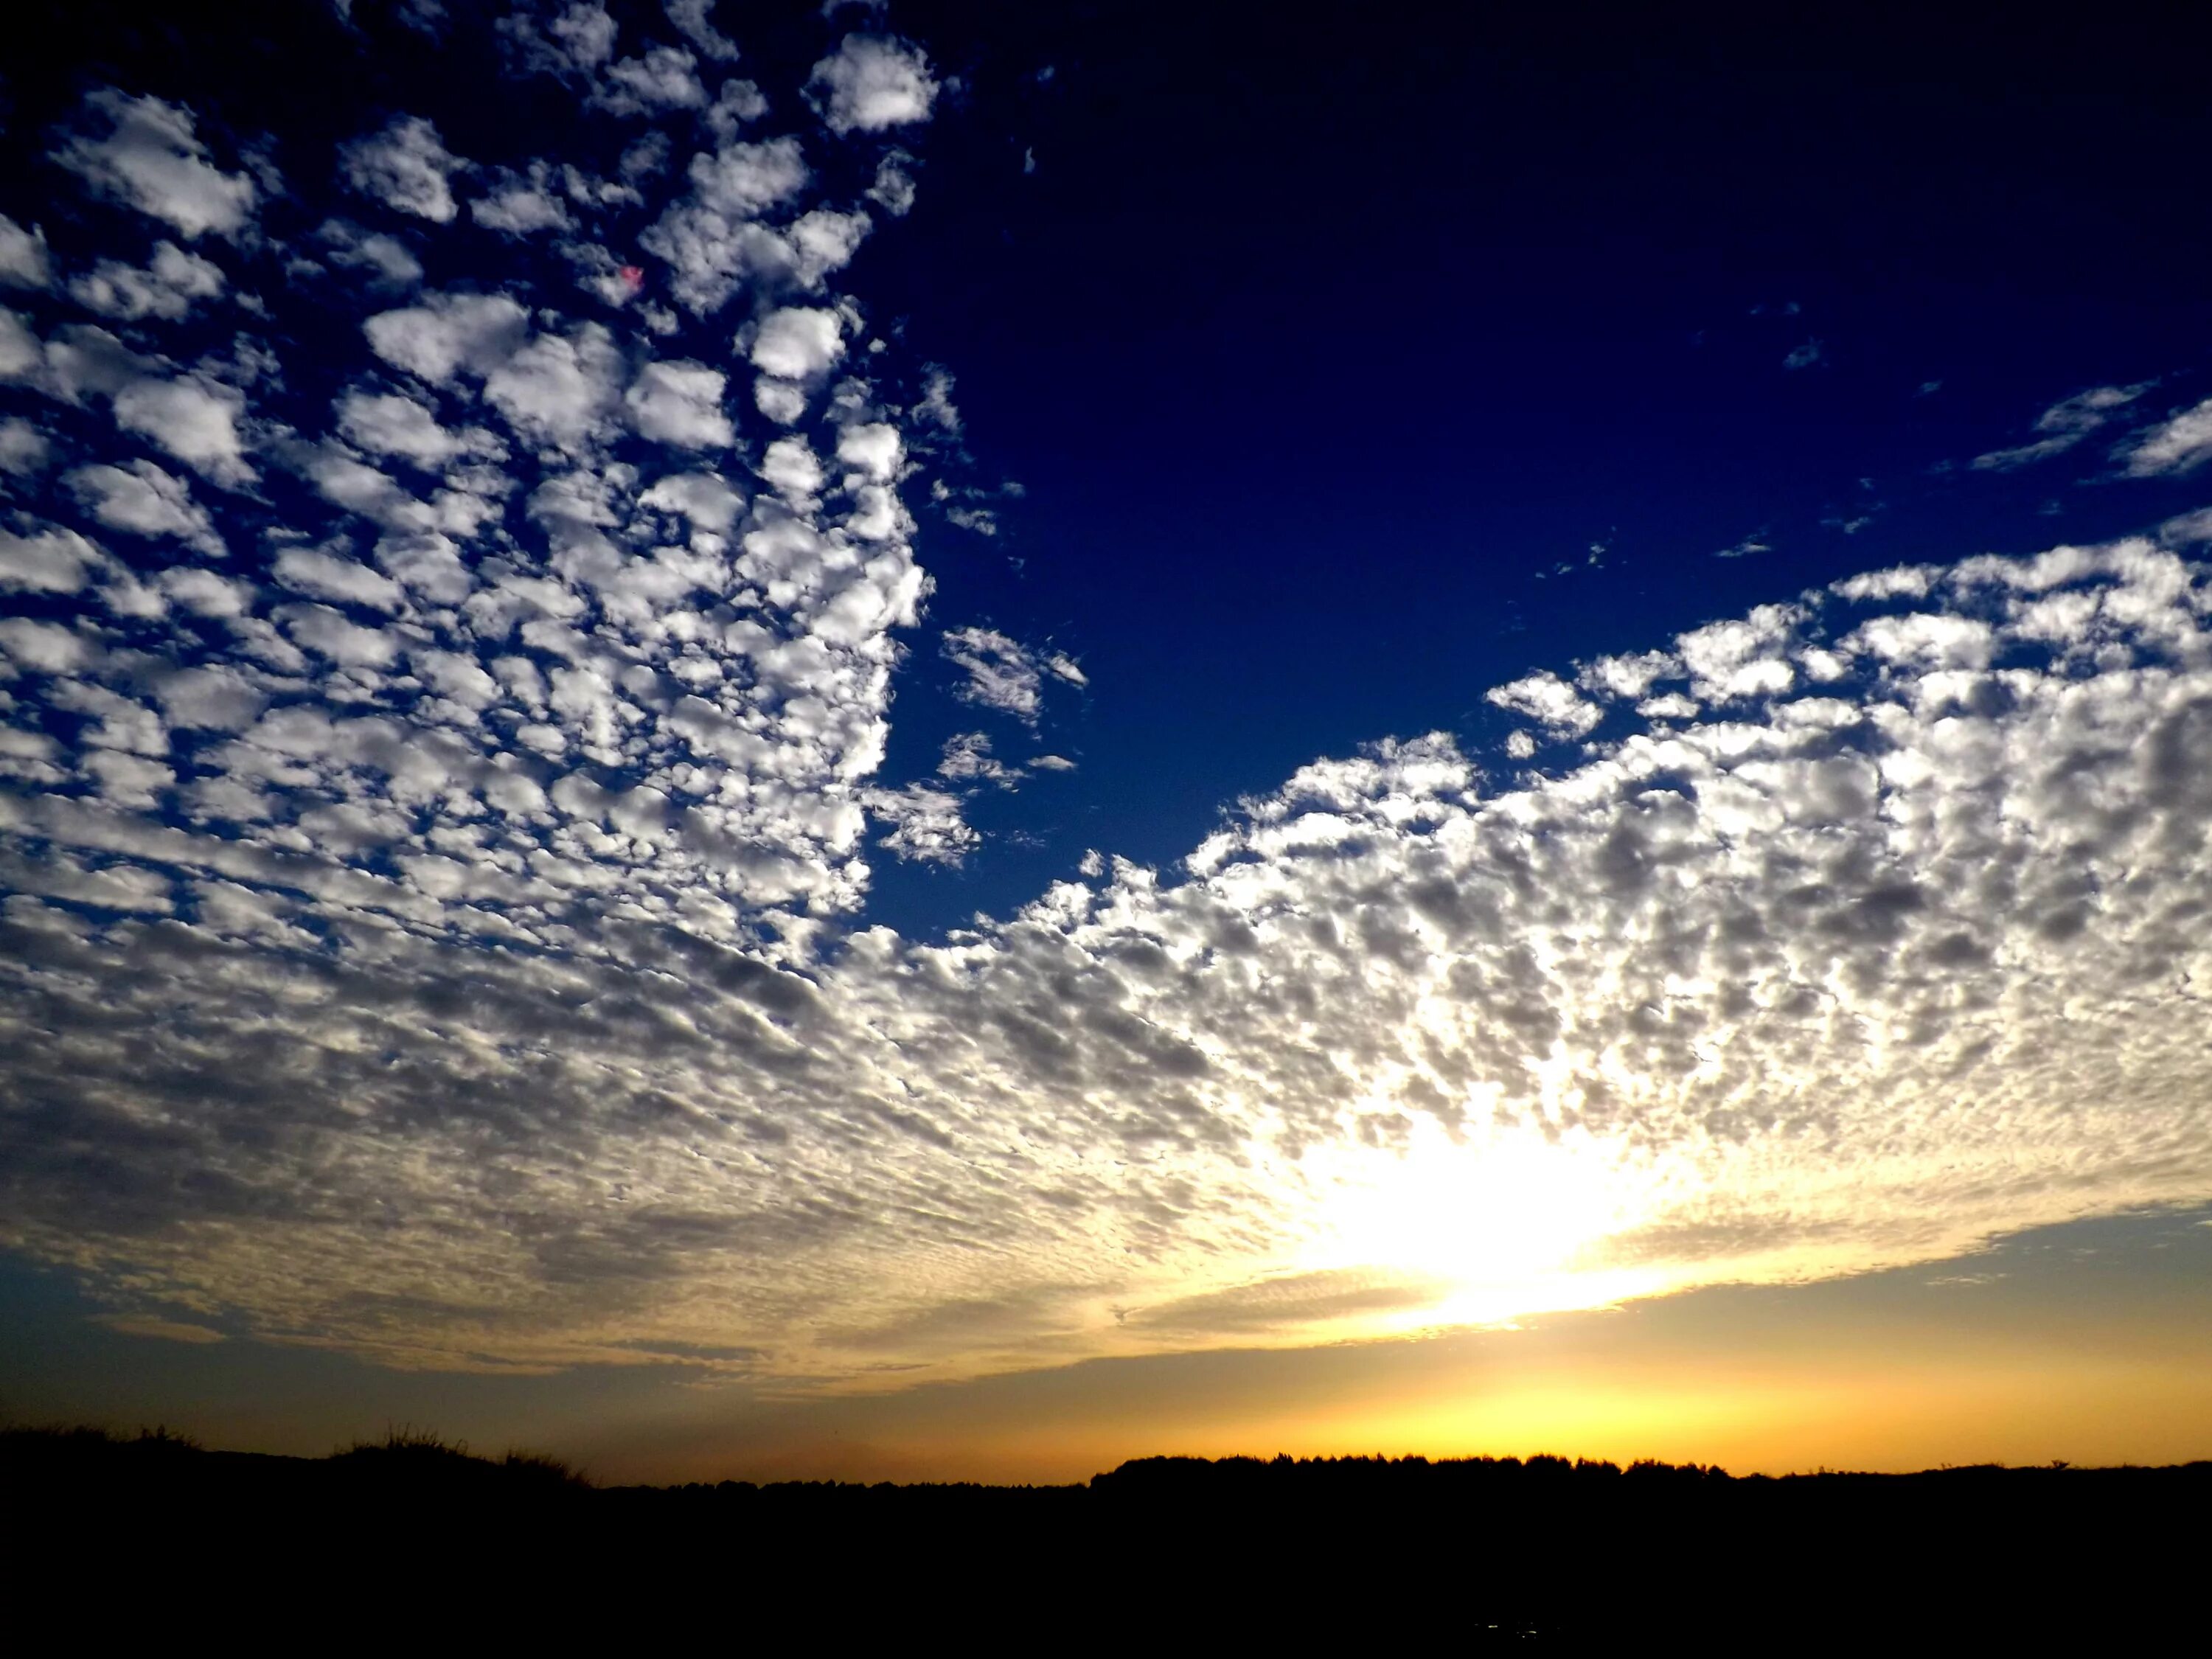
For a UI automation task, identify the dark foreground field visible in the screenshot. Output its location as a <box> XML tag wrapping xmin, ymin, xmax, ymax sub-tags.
<box><xmin>6</xmin><ymin>1425</ymin><xmax>2204</xmax><ymax>1645</ymax></box>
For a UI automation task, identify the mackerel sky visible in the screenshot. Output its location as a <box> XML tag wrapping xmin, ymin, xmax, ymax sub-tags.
<box><xmin>2</xmin><ymin>2</ymin><xmax>2209</xmax><ymax>1475</ymax></box>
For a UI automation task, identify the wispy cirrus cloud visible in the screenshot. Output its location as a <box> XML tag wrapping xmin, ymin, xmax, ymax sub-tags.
<box><xmin>1972</xmin><ymin>383</ymin><xmax>2150</xmax><ymax>471</ymax></box>
<box><xmin>2119</xmin><ymin>397</ymin><xmax>2212</xmax><ymax>477</ymax></box>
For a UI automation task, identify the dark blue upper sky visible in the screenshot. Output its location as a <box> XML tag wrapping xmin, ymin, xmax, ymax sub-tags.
<box><xmin>810</xmin><ymin>3</ymin><xmax>2212</xmax><ymax>930</ymax></box>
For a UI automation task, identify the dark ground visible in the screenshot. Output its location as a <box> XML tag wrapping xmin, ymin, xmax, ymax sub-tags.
<box><xmin>4</xmin><ymin>1425</ymin><xmax>2203</xmax><ymax>1645</ymax></box>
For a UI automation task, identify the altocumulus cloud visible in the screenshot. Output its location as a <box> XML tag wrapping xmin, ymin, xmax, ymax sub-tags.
<box><xmin>3</xmin><ymin>7</ymin><xmax>2212</xmax><ymax>1389</ymax></box>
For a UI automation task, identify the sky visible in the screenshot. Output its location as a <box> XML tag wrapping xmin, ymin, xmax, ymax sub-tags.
<box><xmin>1</xmin><ymin>1</ymin><xmax>2211</xmax><ymax>1483</ymax></box>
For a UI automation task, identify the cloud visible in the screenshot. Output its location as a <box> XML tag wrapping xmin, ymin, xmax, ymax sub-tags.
<box><xmin>808</xmin><ymin>35</ymin><xmax>938</xmax><ymax>135</ymax></box>
<box><xmin>53</xmin><ymin>90</ymin><xmax>257</xmax><ymax>240</ymax></box>
<box><xmin>940</xmin><ymin>626</ymin><xmax>1083</xmax><ymax>722</ymax></box>
<box><xmin>364</xmin><ymin>291</ymin><xmax>529</xmax><ymax>383</ymax></box>
<box><xmin>65</xmin><ymin>460</ymin><xmax>225</xmax><ymax>554</ymax></box>
<box><xmin>0</xmin><ymin>524</ymin><xmax>103</xmax><ymax>594</ymax></box>
<box><xmin>837</xmin><ymin>421</ymin><xmax>902</xmax><ymax>482</ymax></box>
<box><xmin>98</xmin><ymin>1315</ymin><xmax>226</xmax><ymax>1344</ymax></box>
<box><xmin>1972</xmin><ymin>383</ymin><xmax>2150</xmax><ymax>472</ymax></box>
<box><xmin>12</xmin><ymin>534</ymin><xmax>2212</xmax><ymax>1387</ymax></box>
<box><xmin>69</xmin><ymin>240</ymin><xmax>227</xmax><ymax>321</ymax></box>
<box><xmin>1486</xmin><ymin>669</ymin><xmax>1601</xmax><ymax>737</ymax></box>
<box><xmin>0</xmin><ymin>418</ymin><xmax>51</xmax><ymax>476</ymax></box>
<box><xmin>597</xmin><ymin>46</ymin><xmax>708</xmax><ymax>116</ymax></box>
<box><xmin>318</xmin><ymin>218</ymin><xmax>425</xmax><ymax>287</ymax></box>
<box><xmin>638</xmin><ymin>137</ymin><xmax>863</xmax><ymax>316</ymax></box>
<box><xmin>501</xmin><ymin>1</ymin><xmax>618</xmax><ymax>77</ymax></box>
<box><xmin>664</xmin><ymin>0</ymin><xmax>740</xmax><ymax>62</ymax></box>
<box><xmin>111</xmin><ymin>377</ymin><xmax>255</xmax><ymax>486</ymax></box>
<box><xmin>470</xmin><ymin>166</ymin><xmax>574</xmax><ymax>234</ymax></box>
<box><xmin>626</xmin><ymin>360</ymin><xmax>734</xmax><ymax>448</ymax></box>
<box><xmin>0</xmin><ymin>215</ymin><xmax>55</xmax><ymax>289</ymax></box>
<box><xmin>2118</xmin><ymin>397</ymin><xmax>2212</xmax><ymax>478</ymax></box>
<box><xmin>335</xmin><ymin>389</ymin><xmax>472</xmax><ymax>468</ymax></box>
<box><xmin>16</xmin><ymin>4</ymin><xmax>2212</xmax><ymax>1406</ymax></box>
<box><xmin>862</xmin><ymin>780</ymin><xmax>978</xmax><ymax>863</ymax></box>
<box><xmin>749</xmin><ymin>305</ymin><xmax>845</xmax><ymax>379</ymax></box>
<box><xmin>273</xmin><ymin>547</ymin><xmax>406</xmax><ymax>612</ymax></box>
<box><xmin>342</xmin><ymin>114</ymin><xmax>469</xmax><ymax>223</ymax></box>
<box><xmin>868</xmin><ymin>154</ymin><xmax>917</xmax><ymax>216</ymax></box>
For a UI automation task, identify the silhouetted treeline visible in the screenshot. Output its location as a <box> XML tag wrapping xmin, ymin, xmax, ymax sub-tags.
<box><xmin>7</xmin><ymin>1427</ymin><xmax>2204</xmax><ymax>1644</ymax></box>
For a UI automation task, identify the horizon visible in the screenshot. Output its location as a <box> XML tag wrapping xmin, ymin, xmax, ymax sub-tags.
<box><xmin>2</xmin><ymin>0</ymin><xmax>2211</xmax><ymax>1491</ymax></box>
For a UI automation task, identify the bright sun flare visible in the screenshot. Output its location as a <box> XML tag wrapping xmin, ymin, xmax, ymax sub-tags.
<box><xmin>1301</xmin><ymin>1122</ymin><xmax>1669</xmax><ymax>1330</ymax></box>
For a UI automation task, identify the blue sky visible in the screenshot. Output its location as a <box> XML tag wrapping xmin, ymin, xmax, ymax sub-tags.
<box><xmin>2</xmin><ymin>1</ymin><xmax>2211</xmax><ymax>1473</ymax></box>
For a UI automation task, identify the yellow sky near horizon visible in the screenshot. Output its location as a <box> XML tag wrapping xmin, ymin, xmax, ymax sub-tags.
<box><xmin>9</xmin><ymin>1203</ymin><xmax>2208</xmax><ymax>1486</ymax></box>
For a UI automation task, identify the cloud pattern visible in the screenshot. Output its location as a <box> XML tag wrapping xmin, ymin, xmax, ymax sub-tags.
<box><xmin>4</xmin><ymin>10</ymin><xmax>2212</xmax><ymax>1390</ymax></box>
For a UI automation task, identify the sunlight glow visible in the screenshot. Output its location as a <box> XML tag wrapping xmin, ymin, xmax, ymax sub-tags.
<box><xmin>1301</xmin><ymin>1121</ymin><xmax>1672</xmax><ymax>1330</ymax></box>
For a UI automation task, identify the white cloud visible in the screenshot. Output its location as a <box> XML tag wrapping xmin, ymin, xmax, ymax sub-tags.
<box><xmin>807</xmin><ymin>35</ymin><xmax>938</xmax><ymax>135</ymax></box>
<box><xmin>867</xmin><ymin>154</ymin><xmax>917</xmax><ymax>216</ymax></box>
<box><xmin>8</xmin><ymin>482</ymin><xmax>2212</xmax><ymax>1394</ymax></box>
<box><xmin>1579</xmin><ymin>650</ymin><xmax>1677</xmax><ymax>700</ymax></box>
<box><xmin>111</xmin><ymin>376</ymin><xmax>254</xmax><ymax>486</ymax></box>
<box><xmin>342</xmin><ymin>114</ymin><xmax>469</xmax><ymax>223</ymax></box>
<box><xmin>69</xmin><ymin>240</ymin><xmax>226</xmax><ymax>321</ymax></box>
<box><xmin>1974</xmin><ymin>383</ymin><xmax>2150</xmax><ymax>472</ymax></box>
<box><xmin>1486</xmin><ymin>669</ymin><xmax>1601</xmax><ymax>737</ymax></box>
<box><xmin>499</xmin><ymin>2</ymin><xmax>618</xmax><ymax>77</ymax></box>
<box><xmin>0</xmin><ymin>616</ymin><xmax>93</xmax><ymax>674</ymax></box>
<box><xmin>151</xmin><ymin>664</ymin><xmax>265</xmax><ymax>731</ymax></box>
<box><xmin>914</xmin><ymin>366</ymin><xmax>959</xmax><ymax>431</ymax></box>
<box><xmin>335</xmin><ymin>389</ymin><xmax>467</xmax><ymax>468</ymax></box>
<box><xmin>273</xmin><ymin>546</ymin><xmax>406</xmax><ymax>612</ymax></box>
<box><xmin>319</xmin><ymin>219</ymin><xmax>425</xmax><ymax>287</ymax></box>
<box><xmin>483</xmin><ymin>324</ymin><xmax>623</xmax><ymax>451</ymax></box>
<box><xmin>159</xmin><ymin>565</ymin><xmax>252</xmax><ymax>617</ymax></box>
<box><xmin>750</xmin><ymin>305</ymin><xmax>845</xmax><ymax>380</ymax></box>
<box><xmin>549</xmin><ymin>2</ymin><xmax>616</xmax><ymax>68</ymax></box>
<box><xmin>664</xmin><ymin>0</ymin><xmax>739</xmax><ymax>61</ymax></box>
<box><xmin>639</xmin><ymin>469</ymin><xmax>745</xmax><ymax>532</ymax></box>
<box><xmin>470</xmin><ymin>166</ymin><xmax>573</xmax><ymax>234</ymax></box>
<box><xmin>703</xmin><ymin>79</ymin><xmax>769</xmax><ymax>141</ymax></box>
<box><xmin>755</xmin><ymin>434</ymin><xmax>824</xmax><ymax>499</ymax></box>
<box><xmin>0</xmin><ymin>524</ymin><xmax>102</xmax><ymax>594</ymax></box>
<box><xmin>64</xmin><ymin>459</ymin><xmax>223</xmax><ymax>554</ymax></box>
<box><xmin>597</xmin><ymin>46</ymin><xmax>708</xmax><ymax>115</ymax></box>
<box><xmin>53</xmin><ymin>90</ymin><xmax>257</xmax><ymax>240</ymax></box>
<box><xmin>939</xmin><ymin>626</ymin><xmax>1079</xmax><ymax>722</ymax></box>
<box><xmin>625</xmin><ymin>361</ymin><xmax>733</xmax><ymax>448</ymax></box>
<box><xmin>691</xmin><ymin>135</ymin><xmax>809</xmax><ymax>218</ymax></box>
<box><xmin>0</xmin><ymin>310</ymin><xmax>39</xmax><ymax>382</ymax></box>
<box><xmin>636</xmin><ymin>137</ymin><xmax>830</xmax><ymax>316</ymax></box>
<box><xmin>364</xmin><ymin>291</ymin><xmax>529</xmax><ymax>384</ymax></box>
<box><xmin>836</xmin><ymin>421</ymin><xmax>902</xmax><ymax>482</ymax></box>
<box><xmin>2119</xmin><ymin>397</ymin><xmax>2212</xmax><ymax>478</ymax></box>
<box><xmin>0</xmin><ymin>215</ymin><xmax>55</xmax><ymax>288</ymax></box>
<box><xmin>276</xmin><ymin>600</ymin><xmax>400</xmax><ymax>666</ymax></box>
<box><xmin>754</xmin><ymin>377</ymin><xmax>807</xmax><ymax>425</ymax></box>
<box><xmin>862</xmin><ymin>780</ymin><xmax>977</xmax><ymax>863</ymax></box>
<box><xmin>0</xmin><ymin>418</ymin><xmax>53</xmax><ymax>476</ymax></box>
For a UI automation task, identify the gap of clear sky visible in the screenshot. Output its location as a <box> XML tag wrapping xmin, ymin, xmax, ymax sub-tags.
<box><xmin>1</xmin><ymin>0</ymin><xmax>2209</xmax><ymax>1481</ymax></box>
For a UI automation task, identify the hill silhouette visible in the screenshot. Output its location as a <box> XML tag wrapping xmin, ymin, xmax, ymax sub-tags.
<box><xmin>7</xmin><ymin>1425</ymin><xmax>2201</xmax><ymax>1644</ymax></box>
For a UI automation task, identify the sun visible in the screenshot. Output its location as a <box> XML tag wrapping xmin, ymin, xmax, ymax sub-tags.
<box><xmin>1299</xmin><ymin>1119</ymin><xmax>1668</xmax><ymax>1331</ymax></box>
